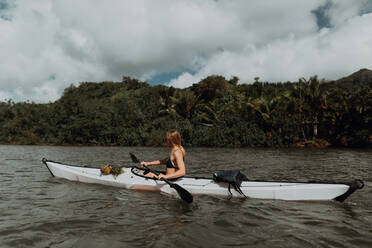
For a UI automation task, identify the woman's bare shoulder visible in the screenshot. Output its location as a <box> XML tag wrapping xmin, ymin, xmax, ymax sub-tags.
<box><xmin>172</xmin><ymin>147</ymin><xmax>183</xmax><ymax>155</ymax></box>
<box><xmin>172</xmin><ymin>148</ymin><xmax>183</xmax><ymax>157</ymax></box>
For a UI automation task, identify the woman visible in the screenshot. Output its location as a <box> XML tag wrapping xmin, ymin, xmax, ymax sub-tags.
<box><xmin>140</xmin><ymin>130</ymin><xmax>186</xmax><ymax>180</ymax></box>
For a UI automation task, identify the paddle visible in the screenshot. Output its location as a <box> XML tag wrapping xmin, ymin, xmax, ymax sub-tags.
<box><xmin>129</xmin><ymin>153</ymin><xmax>193</xmax><ymax>203</ymax></box>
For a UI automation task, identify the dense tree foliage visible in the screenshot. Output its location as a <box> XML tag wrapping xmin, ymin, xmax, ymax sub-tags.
<box><xmin>1</xmin><ymin>69</ymin><xmax>371</xmax><ymax>147</ymax></box>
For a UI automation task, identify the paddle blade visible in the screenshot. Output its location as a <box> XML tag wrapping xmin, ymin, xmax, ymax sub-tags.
<box><xmin>130</xmin><ymin>153</ymin><xmax>140</xmax><ymax>164</ymax></box>
<box><xmin>171</xmin><ymin>183</ymin><xmax>193</xmax><ymax>203</ymax></box>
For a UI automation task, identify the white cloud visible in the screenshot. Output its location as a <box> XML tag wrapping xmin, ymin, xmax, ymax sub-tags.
<box><xmin>0</xmin><ymin>0</ymin><xmax>371</xmax><ymax>102</ymax></box>
<box><xmin>169</xmin><ymin>2</ymin><xmax>372</xmax><ymax>87</ymax></box>
<box><xmin>327</xmin><ymin>0</ymin><xmax>363</xmax><ymax>27</ymax></box>
<box><xmin>169</xmin><ymin>72</ymin><xmax>201</xmax><ymax>89</ymax></box>
<box><xmin>0</xmin><ymin>91</ymin><xmax>12</xmax><ymax>101</ymax></box>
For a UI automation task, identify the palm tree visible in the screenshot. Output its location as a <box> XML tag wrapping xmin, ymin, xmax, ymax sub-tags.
<box><xmin>288</xmin><ymin>76</ymin><xmax>327</xmax><ymax>142</ymax></box>
<box><xmin>174</xmin><ymin>90</ymin><xmax>201</xmax><ymax>120</ymax></box>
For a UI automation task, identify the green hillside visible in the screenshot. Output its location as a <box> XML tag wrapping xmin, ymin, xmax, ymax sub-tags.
<box><xmin>1</xmin><ymin>70</ymin><xmax>371</xmax><ymax>148</ymax></box>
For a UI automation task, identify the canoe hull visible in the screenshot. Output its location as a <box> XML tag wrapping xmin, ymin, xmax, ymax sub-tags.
<box><xmin>43</xmin><ymin>159</ymin><xmax>363</xmax><ymax>202</ymax></box>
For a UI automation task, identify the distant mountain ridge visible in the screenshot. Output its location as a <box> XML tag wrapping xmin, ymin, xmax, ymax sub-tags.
<box><xmin>335</xmin><ymin>68</ymin><xmax>372</xmax><ymax>85</ymax></box>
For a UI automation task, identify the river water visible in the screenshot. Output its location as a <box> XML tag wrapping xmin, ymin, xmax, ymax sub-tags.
<box><xmin>0</xmin><ymin>145</ymin><xmax>371</xmax><ymax>247</ymax></box>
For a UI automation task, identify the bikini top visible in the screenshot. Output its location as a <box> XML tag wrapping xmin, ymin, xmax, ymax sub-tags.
<box><xmin>166</xmin><ymin>147</ymin><xmax>185</xmax><ymax>169</ymax></box>
<box><xmin>166</xmin><ymin>158</ymin><xmax>177</xmax><ymax>169</ymax></box>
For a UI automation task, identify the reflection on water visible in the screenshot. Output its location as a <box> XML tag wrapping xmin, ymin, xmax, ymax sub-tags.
<box><xmin>0</xmin><ymin>145</ymin><xmax>371</xmax><ymax>247</ymax></box>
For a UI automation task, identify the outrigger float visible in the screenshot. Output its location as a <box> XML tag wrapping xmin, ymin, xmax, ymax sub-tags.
<box><xmin>42</xmin><ymin>158</ymin><xmax>363</xmax><ymax>202</ymax></box>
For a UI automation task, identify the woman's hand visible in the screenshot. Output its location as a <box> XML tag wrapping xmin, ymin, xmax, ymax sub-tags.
<box><xmin>157</xmin><ymin>174</ymin><xmax>167</xmax><ymax>180</ymax></box>
<box><xmin>140</xmin><ymin>161</ymin><xmax>147</xmax><ymax>167</ymax></box>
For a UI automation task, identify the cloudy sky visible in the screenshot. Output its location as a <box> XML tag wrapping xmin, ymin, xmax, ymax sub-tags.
<box><xmin>1</xmin><ymin>0</ymin><xmax>372</xmax><ymax>102</ymax></box>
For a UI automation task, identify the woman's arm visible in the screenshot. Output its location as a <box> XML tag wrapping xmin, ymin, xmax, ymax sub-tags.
<box><xmin>141</xmin><ymin>158</ymin><xmax>167</xmax><ymax>167</ymax></box>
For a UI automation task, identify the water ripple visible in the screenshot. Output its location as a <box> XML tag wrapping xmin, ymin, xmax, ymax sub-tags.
<box><xmin>0</xmin><ymin>145</ymin><xmax>371</xmax><ymax>247</ymax></box>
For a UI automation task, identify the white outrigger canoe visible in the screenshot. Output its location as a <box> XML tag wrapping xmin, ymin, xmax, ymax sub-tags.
<box><xmin>42</xmin><ymin>158</ymin><xmax>363</xmax><ymax>202</ymax></box>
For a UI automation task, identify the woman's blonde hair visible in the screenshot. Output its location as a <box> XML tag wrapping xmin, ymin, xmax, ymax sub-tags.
<box><xmin>166</xmin><ymin>130</ymin><xmax>186</xmax><ymax>159</ymax></box>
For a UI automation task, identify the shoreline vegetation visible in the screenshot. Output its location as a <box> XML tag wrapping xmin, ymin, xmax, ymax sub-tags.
<box><xmin>1</xmin><ymin>69</ymin><xmax>371</xmax><ymax>148</ymax></box>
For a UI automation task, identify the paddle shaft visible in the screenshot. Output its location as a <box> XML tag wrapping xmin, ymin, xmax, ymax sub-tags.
<box><xmin>142</xmin><ymin>164</ymin><xmax>175</xmax><ymax>187</ymax></box>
